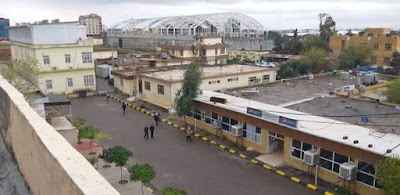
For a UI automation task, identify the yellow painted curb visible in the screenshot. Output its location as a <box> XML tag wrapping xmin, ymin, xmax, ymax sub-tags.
<box><xmin>194</xmin><ymin>133</ymin><xmax>200</xmax><ymax>137</ymax></box>
<box><xmin>210</xmin><ymin>140</ymin><xmax>216</xmax><ymax>144</ymax></box>
<box><xmin>250</xmin><ymin>159</ymin><xmax>258</xmax><ymax>164</ymax></box>
<box><xmin>324</xmin><ymin>192</ymin><xmax>334</xmax><ymax>195</ymax></box>
<box><xmin>167</xmin><ymin>121</ymin><xmax>172</xmax><ymax>125</ymax></box>
<box><xmin>307</xmin><ymin>184</ymin><xmax>317</xmax><ymax>191</ymax></box>
<box><xmin>162</xmin><ymin>119</ymin><xmax>166</xmax><ymax>122</ymax></box>
<box><xmin>263</xmin><ymin>164</ymin><xmax>271</xmax><ymax>170</ymax></box>
<box><xmin>239</xmin><ymin>154</ymin><xmax>246</xmax><ymax>159</ymax></box>
<box><xmin>229</xmin><ymin>149</ymin><xmax>235</xmax><ymax>154</ymax></box>
<box><xmin>219</xmin><ymin>144</ymin><xmax>225</xmax><ymax>149</ymax></box>
<box><xmin>146</xmin><ymin>111</ymin><xmax>150</xmax><ymax>115</ymax></box>
<box><xmin>151</xmin><ymin>114</ymin><xmax>154</xmax><ymax>116</ymax></box>
<box><xmin>180</xmin><ymin>127</ymin><xmax>186</xmax><ymax>131</ymax></box>
<box><xmin>291</xmin><ymin>177</ymin><xmax>300</xmax><ymax>183</ymax></box>
<box><xmin>276</xmin><ymin>170</ymin><xmax>285</xmax><ymax>176</ymax></box>
<box><xmin>202</xmin><ymin>137</ymin><xmax>208</xmax><ymax>141</ymax></box>
<box><xmin>123</xmin><ymin>167</ymin><xmax>128</xmax><ymax>171</ymax></box>
<box><xmin>136</xmin><ymin>107</ymin><xmax>140</xmax><ymax>110</ymax></box>
<box><xmin>174</xmin><ymin>124</ymin><xmax>179</xmax><ymax>128</ymax></box>
<box><xmin>147</xmin><ymin>187</ymin><xmax>154</xmax><ymax>193</ymax></box>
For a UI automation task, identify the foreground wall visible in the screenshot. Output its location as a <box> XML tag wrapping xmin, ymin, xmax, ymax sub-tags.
<box><xmin>0</xmin><ymin>75</ymin><xmax>119</xmax><ymax>195</ymax></box>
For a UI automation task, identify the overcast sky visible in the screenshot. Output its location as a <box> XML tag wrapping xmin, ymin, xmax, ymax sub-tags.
<box><xmin>1</xmin><ymin>0</ymin><xmax>400</xmax><ymax>30</ymax></box>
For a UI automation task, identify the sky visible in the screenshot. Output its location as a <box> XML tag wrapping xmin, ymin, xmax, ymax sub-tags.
<box><xmin>1</xmin><ymin>0</ymin><xmax>400</xmax><ymax>30</ymax></box>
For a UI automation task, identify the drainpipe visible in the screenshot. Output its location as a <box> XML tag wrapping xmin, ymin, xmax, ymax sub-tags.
<box><xmin>315</xmin><ymin>164</ymin><xmax>319</xmax><ymax>186</ymax></box>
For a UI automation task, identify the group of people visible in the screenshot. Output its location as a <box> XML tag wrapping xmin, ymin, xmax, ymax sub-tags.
<box><xmin>144</xmin><ymin>124</ymin><xmax>155</xmax><ymax>139</ymax></box>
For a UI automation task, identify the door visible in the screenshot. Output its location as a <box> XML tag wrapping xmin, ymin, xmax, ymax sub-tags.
<box><xmin>267</xmin><ymin>131</ymin><xmax>284</xmax><ymax>154</ymax></box>
<box><xmin>138</xmin><ymin>80</ymin><xmax>143</xmax><ymax>93</ymax></box>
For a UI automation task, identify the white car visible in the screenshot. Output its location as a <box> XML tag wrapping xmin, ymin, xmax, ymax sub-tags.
<box><xmin>256</xmin><ymin>61</ymin><xmax>275</xmax><ymax>68</ymax></box>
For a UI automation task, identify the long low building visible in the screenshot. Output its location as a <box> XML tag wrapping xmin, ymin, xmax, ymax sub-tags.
<box><xmin>112</xmin><ymin>65</ymin><xmax>277</xmax><ymax>111</ymax></box>
<box><xmin>186</xmin><ymin>91</ymin><xmax>399</xmax><ymax>195</ymax></box>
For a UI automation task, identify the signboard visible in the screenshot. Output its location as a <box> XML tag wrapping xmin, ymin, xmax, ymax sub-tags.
<box><xmin>206</xmin><ymin>56</ymin><xmax>216</xmax><ymax>61</ymax></box>
<box><xmin>247</xmin><ymin>107</ymin><xmax>262</xmax><ymax>117</ymax></box>
<box><xmin>279</xmin><ymin>116</ymin><xmax>298</xmax><ymax>128</ymax></box>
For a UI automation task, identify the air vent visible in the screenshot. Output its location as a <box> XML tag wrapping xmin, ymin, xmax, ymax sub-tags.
<box><xmin>368</xmin><ymin>144</ymin><xmax>373</xmax><ymax>148</ymax></box>
<box><xmin>343</xmin><ymin>136</ymin><xmax>348</xmax><ymax>140</ymax></box>
<box><xmin>387</xmin><ymin>149</ymin><xmax>392</xmax><ymax>154</ymax></box>
<box><xmin>354</xmin><ymin>140</ymin><xmax>359</xmax><ymax>144</ymax></box>
<box><xmin>210</xmin><ymin>97</ymin><xmax>227</xmax><ymax>104</ymax></box>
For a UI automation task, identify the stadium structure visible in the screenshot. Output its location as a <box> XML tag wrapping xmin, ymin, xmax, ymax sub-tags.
<box><xmin>108</xmin><ymin>12</ymin><xmax>264</xmax><ymax>37</ymax></box>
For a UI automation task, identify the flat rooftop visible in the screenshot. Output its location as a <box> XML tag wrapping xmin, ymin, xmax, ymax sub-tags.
<box><xmin>195</xmin><ymin>91</ymin><xmax>400</xmax><ymax>157</ymax></box>
<box><xmin>140</xmin><ymin>64</ymin><xmax>277</xmax><ymax>83</ymax></box>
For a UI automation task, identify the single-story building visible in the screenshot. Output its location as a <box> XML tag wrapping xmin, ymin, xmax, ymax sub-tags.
<box><xmin>186</xmin><ymin>91</ymin><xmax>399</xmax><ymax>195</ymax></box>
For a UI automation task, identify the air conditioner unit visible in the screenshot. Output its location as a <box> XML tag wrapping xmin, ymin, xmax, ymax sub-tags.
<box><xmin>303</xmin><ymin>149</ymin><xmax>319</xmax><ymax>166</ymax></box>
<box><xmin>52</xmin><ymin>67</ymin><xmax>58</xmax><ymax>70</ymax></box>
<box><xmin>339</xmin><ymin>162</ymin><xmax>357</xmax><ymax>181</ymax></box>
<box><xmin>231</xmin><ymin>124</ymin><xmax>243</xmax><ymax>137</ymax></box>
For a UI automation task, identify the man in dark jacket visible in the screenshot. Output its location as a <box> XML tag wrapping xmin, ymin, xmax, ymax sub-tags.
<box><xmin>144</xmin><ymin>125</ymin><xmax>149</xmax><ymax>139</ymax></box>
<box><xmin>122</xmin><ymin>104</ymin><xmax>127</xmax><ymax>115</ymax></box>
<box><xmin>150</xmin><ymin>124</ymin><xmax>155</xmax><ymax>138</ymax></box>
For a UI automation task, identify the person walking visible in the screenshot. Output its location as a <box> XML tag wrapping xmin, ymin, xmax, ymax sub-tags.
<box><xmin>144</xmin><ymin>125</ymin><xmax>149</xmax><ymax>140</ymax></box>
<box><xmin>186</xmin><ymin>126</ymin><xmax>192</xmax><ymax>143</ymax></box>
<box><xmin>150</xmin><ymin>124</ymin><xmax>155</xmax><ymax>138</ymax></box>
<box><xmin>153</xmin><ymin>112</ymin><xmax>159</xmax><ymax>125</ymax></box>
<box><xmin>122</xmin><ymin>104</ymin><xmax>127</xmax><ymax>115</ymax></box>
<box><xmin>106</xmin><ymin>91</ymin><xmax>110</xmax><ymax>102</ymax></box>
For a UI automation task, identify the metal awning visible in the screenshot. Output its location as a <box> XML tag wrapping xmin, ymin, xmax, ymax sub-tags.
<box><xmin>33</xmin><ymin>95</ymin><xmax>71</xmax><ymax>106</ymax></box>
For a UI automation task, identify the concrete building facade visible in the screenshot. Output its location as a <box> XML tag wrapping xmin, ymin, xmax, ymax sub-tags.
<box><xmin>8</xmin><ymin>22</ymin><xmax>100</xmax><ymax>96</ymax></box>
<box><xmin>330</xmin><ymin>28</ymin><xmax>400</xmax><ymax>66</ymax></box>
<box><xmin>187</xmin><ymin>91</ymin><xmax>397</xmax><ymax>195</ymax></box>
<box><xmin>79</xmin><ymin>14</ymin><xmax>103</xmax><ymax>37</ymax></box>
<box><xmin>0</xmin><ymin>18</ymin><xmax>10</xmax><ymax>39</ymax></box>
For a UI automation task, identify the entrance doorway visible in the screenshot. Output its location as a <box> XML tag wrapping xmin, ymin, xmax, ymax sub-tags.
<box><xmin>138</xmin><ymin>80</ymin><xmax>143</xmax><ymax>93</ymax></box>
<box><xmin>267</xmin><ymin>131</ymin><xmax>284</xmax><ymax>154</ymax></box>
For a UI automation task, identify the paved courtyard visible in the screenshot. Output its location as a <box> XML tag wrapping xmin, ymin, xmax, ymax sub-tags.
<box><xmin>69</xmin><ymin>96</ymin><xmax>316</xmax><ymax>195</ymax></box>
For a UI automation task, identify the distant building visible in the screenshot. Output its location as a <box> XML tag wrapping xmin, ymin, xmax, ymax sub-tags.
<box><xmin>79</xmin><ymin>14</ymin><xmax>103</xmax><ymax>37</ymax></box>
<box><xmin>112</xmin><ymin>64</ymin><xmax>277</xmax><ymax>111</ymax></box>
<box><xmin>8</xmin><ymin>22</ymin><xmax>103</xmax><ymax>96</ymax></box>
<box><xmin>0</xmin><ymin>18</ymin><xmax>10</xmax><ymax>39</ymax></box>
<box><xmin>159</xmin><ymin>36</ymin><xmax>229</xmax><ymax>65</ymax></box>
<box><xmin>330</xmin><ymin>28</ymin><xmax>400</xmax><ymax>66</ymax></box>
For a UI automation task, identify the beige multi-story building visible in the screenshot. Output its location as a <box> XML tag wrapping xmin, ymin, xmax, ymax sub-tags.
<box><xmin>330</xmin><ymin>28</ymin><xmax>400</xmax><ymax>66</ymax></box>
<box><xmin>8</xmin><ymin>22</ymin><xmax>102</xmax><ymax>96</ymax></box>
<box><xmin>159</xmin><ymin>36</ymin><xmax>229</xmax><ymax>65</ymax></box>
<box><xmin>79</xmin><ymin>14</ymin><xmax>103</xmax><ymax>37</ymax></box>
<box><xmin>112</xmin><ymin>64</ymin><xmax>277</xmax><ymax>111</ymax></box>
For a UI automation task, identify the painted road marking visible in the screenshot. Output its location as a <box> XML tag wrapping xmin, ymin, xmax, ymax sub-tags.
<box><xmin>291</xmin><ymin>177</ymin><xmax>300</xmax><ymax>183</ymax></box>
<box><xmin>239</xmin><ymin>154</ymin><xmax>246</xmax><ymax>159</ymax></box>
<box><xmin>307</xmin><ymin>184</ymin><xmax>317</xmax><ymax>191</ymax></box>
<box><xmin>250</xmin><ymin>159</ymin><xmax>258</xmax><ymax>164</ymax></box>
<box><xmin>147</xmin><ymin>187</ymin><xmax>154</xmax><ymax>193</ymax></box>
<box><xmin>263</xmin><ymin>164</ymin><xmax>271</xmax><ymax>170</ymax></box>
<box><xmin>276</xmin><ymin>170</ymin><xmax>285</xmax><ymax>176</ymax></box>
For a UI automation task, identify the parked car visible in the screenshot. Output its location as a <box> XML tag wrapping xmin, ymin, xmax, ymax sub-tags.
<box><xmin>256</xmin><ymin>61</ymin><xmax>275</xmax><ymax>68</ymax></box>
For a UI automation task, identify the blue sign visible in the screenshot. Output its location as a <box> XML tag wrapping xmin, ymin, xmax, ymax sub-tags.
<box><xmin>361</xmin><ymin>116</ymin><xmax>369</xmax><ymax>123</ymax></box>
<box><xmin>279</xmin><ymin>116</ymin><xmax>298</xmax><ymax>128</ymax></box>
<box><xmin>247</xmin><ymin>107</ymin><xmax>262</xmax><ymax>117</ymax></box>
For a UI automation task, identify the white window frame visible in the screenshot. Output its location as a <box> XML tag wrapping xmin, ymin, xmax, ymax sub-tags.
<box><xmin>82</xmin><ymin>52</ymin><xmax>92</xmax><ymax>63</ymax></box>
<box><xmin>84</xmin><ymin>75</ymin><xmax>94</xmax><ymax>86</ymax></box>
<box><xmin>43</xmin><ymin>55</ymin><xmax>50</xmax><ymax>65</ymax></box>
<box><xmin>65</xmin><ymin>54</ymin><xmax>71</xmax><ymax>64</ymax></box>
<box><xmin>357</xmin><ymin>161</ymin><xmax>380</xmax><ymax>189</ymax></box>
<box><xmin>243</xmin><ymin>123</ymin><xmax>261</xmax><ymax>143</ymax></box>
<box><xmin>290</xmin><ymin>139</ymin><xmax>314</xmax><ymax>160</ymax></box>
<box><xmin>262</xmin><ymin>75</ymin><xmax>270</xmax><ymax>83</ymax></box>
<box><xmin>319</xmin><ymin>148</ymin><xmax>353</xmax><ymax>174</ymax></box>
<box><xmin>46</xmin><ymin>80</ymin><xmax>53</xmax><ymax>89</ymax></box>
<box><xmin>67</xmin><ymin>78</ymin><xmax>73</xmax><ymax>87</ymax></box>
<box><xmin>157</xmin><ymin>84</ymin><xmax>164</xmax><ymax>95</ymax></box>
<box><xmin>221</xmin><ymin>116</ymin><xmax>238</xmax><ymax>132</ymax></box>
<box><xmin>144</xmin><ymin>81</ymin><xmax>151</xmax><ymax>91</ymax></box>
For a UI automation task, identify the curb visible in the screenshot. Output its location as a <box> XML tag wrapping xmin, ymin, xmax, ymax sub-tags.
<box><xmin>111</xmin><ymin>95</ymin><xmax>334</xmax><ymax>195</ymax></box>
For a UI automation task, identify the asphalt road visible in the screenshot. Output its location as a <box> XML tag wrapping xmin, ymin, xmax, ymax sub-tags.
<box><xmin>70</xmin><ymin>96</ymin><xmax>316</xmax><ymax>195</ymax></box>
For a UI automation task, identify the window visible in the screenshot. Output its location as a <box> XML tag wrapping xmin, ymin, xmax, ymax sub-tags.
<box><xmin>248</xmin><ymin>76</ymin><xmax>257</xmax><ymax>84</ymax></box>
<box><xmin>383</xmin><ymin>57</ymin><xmax>391</xmax><ymax>65</ymax></box>
<box><xmin>221</xmin><ymin>48</ymin><xmax>226</xmax><ymax>54</ymax></box>
<box><xmin>46</xmin><ymin>80</ymin><xmax>52</xmax><ymax>89</ymax></box>
<box><xmin>67</xmin><ymin>78</ymin><xmax>73</xmax><ymax>87</ymax></box>
<box><xmin>84</xmin><ymin>75</ymin><xmax>94</xmax><ymax>86</ymax></box>
<box><xmin>373</xmin><ymin>43</ymin><xmax>379</xmax><ymax>50</ymax></box>
<box><xmin>193</xmin><ymin>107</ymin><xmax>202</xmax><ymax>120</ymax></box>
<box><xmin>43</xmin><ymin>55</ymin><xmax>50</xmax><ymax>65</ymax></box>
<box><xmin>215</xmin><ymin>49</ymin><xmax>218</xmax><ymax>55</ymax></box>
<box><xmin>120</xmin><ymin>78</ymin><xmax>124</xmax><ymax>87</ymax></box>
<box><xmin>262</xmin><ymin>75</ymin><xmax>270</xmax><ymax>83</ymax></box>
<box><xmin>385</xmin><ymin>44</ymin><xmax>392</xmax><ymax>51</ymax></box>
<box><xmin>357</xmin><ymin>161</ymin><xmax>380</xmax><ymax>188</ymax></box>
<box><xmin>65</xmin><ymin>54</ymin><xmax>71</xmax><ymax>64</ymax></box>
<box><xmin>243</xmin><ymin>123</ymin><xmax>261</xmax><ymax>143</ymax></box>
<box><xmin>319</xmin><ymin>148</ymin><xmax>352</xmax><ymax>173</ymax></box>
<box><xmin>228</xmin><ymin>77</ymin><xmax>238</xmax><ymax>82</ymax></box>
<box><xmin>144</xmin><ymin>81</ymin><xmax>150</xmax><ymax>91</ymax></box>
<box><xmin>82</xmin><ymin>52</ymin><xmax>92</xmax><ymax>63</ymax></box>
<box><xmin>370</xmin><ymin>56</ymin><xmax>377</xmax><ymax>64</ymax></box>
<box><xmin>180</xmin><ymin>50</ymin><xmax>184</xmax><ymax>56</ymax></box>
<box><xmin>157</xmin><ymin>84</ymin><xmax>164</xmax><ymax>95</ymax></box>
<box><xmin>208</xmin><ymin>80</ymin><xmax>220</xmax><ymax>85</ymax></box>
<box><xmin>290</xmin><ymin>139</ymin><xmax>313</xmax><ymax>160</ymax></box>
<box><xmin>221</xmin><ymin>116</ymin><xmax>238</xmax><ymax>132</ymax></box>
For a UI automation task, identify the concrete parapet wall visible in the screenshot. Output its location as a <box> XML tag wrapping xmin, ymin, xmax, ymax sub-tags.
<box><xmin>0</xmin><ymin>75</ymin><xmax>119</xmax><ymax>195</ymax></box>
<box><xmin>365</xmin><ymin>82</ymin><xmax>388</xmax><ymax>91</ymax></box>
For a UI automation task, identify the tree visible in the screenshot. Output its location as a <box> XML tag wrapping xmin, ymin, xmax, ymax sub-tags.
<box><xmin>383</xmin><ymin>79</ymin><xmax>400</xmax><ymax>104</ymax></box>
<box><xmin>337</xmin><ymin>52</ymin><xmax>355</xmax><ymax>70</ymax></box>
<box><xmin>318</xmin><ymin>13</ymin><xmax>336</xmax><ymax>43</ymax></box>
<box><xmin>375</xmin><ymin>157</ymin><xmax>400</xmax><ymax>194</ymax></box>
<box><xmin>302</xmin><ymin>35</ymin><xmax>329</xmax><ymax>52</ymax></box>
<box><xmin>72</xmin><ymin>118</ymin><xmax>86</xmax><ymax>143</ymax></box>
<box><xmin>77</xmin><ymin>125</ymin><xmax>110</xmax><ymax>154</ymax></box>
<box><xmin>129</xmin><ymin>163</ymin><xmax>156</xmax><ymax>195</ymax></box>
<box><xmin>340</xmin><ymin>43</ymin><xmax>374</xmax><ymax>66</ymax></box>
<box><xmin>163</xmin><ymin>187</ymin><xmax>187</xmax><ymax>195</ymax></box>
<box><xmin>175</xmin><ymin>63</ymin><xmax>202</xmax><ymax>124</ymax></box>
<box><xmin>302</xmin><ymin>46</ymin><xmax>327</xmax><ymax>73</ymax></box>
<box><xmin>277</xmin><ymin>63</ymin><xmax>298</xmax><ymax>79</ymax></box>
<box><xmin>106</xmin><ymin>146</ymin><xmax>132</xmax><ymax>184</ymax></box>
<box><xmin>390</xmin><ymin>51</ymin><xmax>400</xmax><ymax>75</ymax></box>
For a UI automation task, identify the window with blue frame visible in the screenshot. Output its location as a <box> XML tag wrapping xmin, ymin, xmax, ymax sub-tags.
<box><xmin>243</xmin><ymin>123</ymin><xmax>261</xmax><ymax>143</ymax></box>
